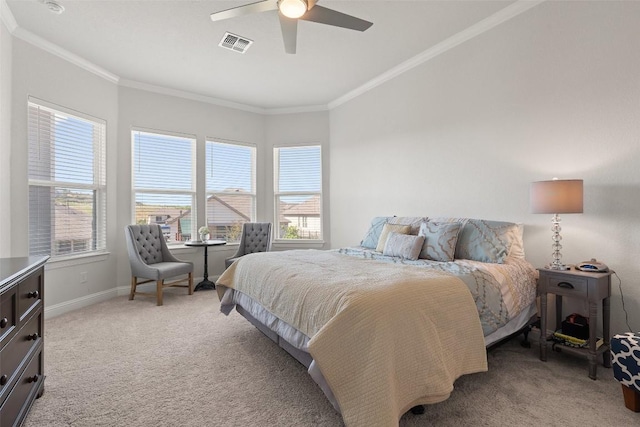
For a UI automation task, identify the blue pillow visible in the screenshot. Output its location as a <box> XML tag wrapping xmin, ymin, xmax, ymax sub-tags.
<box><xmin>360</xmin><ymin>217</ymin><xmax>390</xmax><ymax>249</ymax></box>
<box><xmin>455</xmin><ymin>219</ymin><xmax>522</xmax><ymax>263</ymax></box>
<box><xmin>418</xmin><ymin>221</ymin><xmax>462</xmax><ymax>262</ymax></box>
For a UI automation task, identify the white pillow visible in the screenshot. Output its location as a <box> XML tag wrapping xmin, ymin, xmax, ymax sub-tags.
<box><xmin>383</xmin><ymin>232</ymin><xmax>425</xmax><ymax>260</ymax></box>
<box><xmin>376</xmin><ymin>223</ymin><xmax>411</xmax><ymax>252</ymax></box>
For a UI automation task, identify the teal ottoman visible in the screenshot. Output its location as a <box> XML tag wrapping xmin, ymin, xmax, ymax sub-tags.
<box><xmin>611</xmin><ymin>332</ymin><xmax>640</xmax><ymax>412</ymax></box>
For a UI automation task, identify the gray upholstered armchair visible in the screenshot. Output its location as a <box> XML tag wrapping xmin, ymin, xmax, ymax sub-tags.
<box><xmin>225</xmin><ymin>222</ymin><xmax>272</xmax><ymax>269</ymax></box>
<box><xmin>125</xmin><ymin>224</ymin><xmax>193</xmax><ymax>306</ymax></box>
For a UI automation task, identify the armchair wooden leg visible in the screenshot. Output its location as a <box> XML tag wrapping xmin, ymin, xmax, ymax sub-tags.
<box><xmin>157</xmin><ymin>279</ymin><xmax>164</xmax><ymax>306</ymax></box>
<box><xmin>129</xmin><ymin>277</ymin><xmax>137</xmax><ymax>300</ymax></box>
<box><xmin>188</xmin><ymin>272</ymin><xmax>193</xmax><ymax>295</ymax></box>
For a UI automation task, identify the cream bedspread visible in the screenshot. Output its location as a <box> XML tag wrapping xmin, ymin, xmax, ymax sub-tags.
<box><xmin>216</xmin><ymin>250</ymin><xmax>488</xmax><ymax>427</ymax></box>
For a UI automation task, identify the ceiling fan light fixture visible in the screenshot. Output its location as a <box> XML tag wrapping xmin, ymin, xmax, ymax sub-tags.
<box><xmin>278</xmin><ymin>0</ymin><xmax>307</xmax><ymax>19</ymax></box>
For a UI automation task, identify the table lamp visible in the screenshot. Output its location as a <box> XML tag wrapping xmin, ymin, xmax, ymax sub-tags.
<box><xmin>530</xmin><ymin>178</ymin><xmax>583</xmax><ymax>270</ymax></box>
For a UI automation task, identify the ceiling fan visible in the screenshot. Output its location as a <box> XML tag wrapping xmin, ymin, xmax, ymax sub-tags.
<box><xmin>210</xmin><ymin>0</ymin><xmax>373</xmax><ymax>54</ymax></box>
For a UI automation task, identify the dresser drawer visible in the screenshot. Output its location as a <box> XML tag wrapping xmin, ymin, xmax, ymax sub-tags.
<box><xmin>0</xmin><ymin>257</ymin><xmax>47</xmax><ymax>427</ymax></box>
<box><xmin>0</xmin><ymin>311</ymin><xmax>42</xmax><ymax>404</ymax></box>
<box><xmin>545</xmin><ymin>274</ymin><xmax>588</xmax><ymax>298</ymax></box>
<box><xmin>17</xmin><ymin>270</ymin><xmax>42</xmax><ymax>322</ymax></box>
<box><xmin>0</xmin><ymin>287</ymin><xmax>17</xmax><ymax>349</ymax></box>
<box><xmin>0</xmin><ymin>350</ymin><xmax>43</xmax><ymax>427</ymax></box>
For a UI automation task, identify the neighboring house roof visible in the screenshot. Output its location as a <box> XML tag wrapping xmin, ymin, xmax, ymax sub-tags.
<box><xmin>205</xmin><ymin>193</ymin><xmax>252</xmax><ymax>226</ymax></box>
<box><xmin>165</xmin><ymin>209</ymin><xmax>191</xmax><ymax>226</ymax></box>
<box><xmin>137</xmin><ymin>193</ymin><xmax>252</xmax><ymax>230</ymax></box>
<box><xmin>138</xmin><ymin>204</ymin><xmax>184</xmax><ymax>224</ymax></box>
<box><xmin>140</xmin><ymin>191</ymin><xmax>321</xmax><ymax>230</ymax></box>
<box><xmin>282</xmin><ymin>195</ymin><xmax>321</xmax><ymax>216</ymax></box>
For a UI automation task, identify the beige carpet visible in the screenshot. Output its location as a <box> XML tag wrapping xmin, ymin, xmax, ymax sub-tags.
<box><xmin>24</xmin><ymin>289</ymin><xmax>639</xmax><ymax>427</ymax></box>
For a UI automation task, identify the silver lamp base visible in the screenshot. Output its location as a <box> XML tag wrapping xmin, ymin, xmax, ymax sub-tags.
<box><xmin>547</xmin><ymin>214</ymin><xmax>570</xmax><ymax>270</ymax></box>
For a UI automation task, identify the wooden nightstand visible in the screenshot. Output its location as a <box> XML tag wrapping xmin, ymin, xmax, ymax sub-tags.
<box><xmin>537</xmin><ymin>267</ymin><xmax>612</xmax><ymax>380</ymax></box>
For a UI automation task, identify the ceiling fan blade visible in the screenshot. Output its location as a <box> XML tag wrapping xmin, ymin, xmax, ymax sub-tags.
<box><xmin>279</xmin><ymin>14</ymin><xmax>298</xmax><ymax>54</ymax></box>
<box><xmin>210</xmin><ymin>0</ymin><xmax>277</xmax><ymax>22</ymax></box>
<box><xmin>299</xmin><ymin>5</ymin><xmax>373</xmax><ymax>32</ymax></box>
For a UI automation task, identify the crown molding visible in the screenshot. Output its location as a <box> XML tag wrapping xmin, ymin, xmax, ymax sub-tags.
<box><xmin>118</xmin><ymin>78</ymin><xmax>267</xmax><ymax>114</ymax></box>
<box><xmin>328</xmin><ymin>0</ymin><xmax>546</xmax><ymax>110</ymax></box>
<box><xmin>3</xmin><ymin>0</ymin><xmax>544</xmax><ymax>115</ymax></box>
<box><xmin>11</xmin><ymin>26</ymin><xmax>119</xmax><ymax>84</ymax></box>
<box><xmin>0</xmin><ymin>0</ymin><xmax>17</xmax><ymax>32</ymax></box>
<box><xmin>264</xmin><ymin>104</ymin><xmax>329</xmax><ymax>115</ymax></box>
<box><xmin>119</xmin><ymin>78</ymin><xmax>329</xmax><ymax>115</ymax></box>
<box><xmin>3</xmin><ymin>0</ymin><xmax>117</xmax><ymax>82</ymax></box>
<box><xmin>2</xmin><ymin>0</ymin><xmax>322</xmax><ymax>116</ymax></box>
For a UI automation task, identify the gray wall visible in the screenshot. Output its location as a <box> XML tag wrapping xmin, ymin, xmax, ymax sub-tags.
<box><xmin>9</xmin><ymin>38</ymin><xmax>120</xmax><ymax>309</ymax></box>
<box><xmin>0</xmin><ymin>19</ymin><xmax>13</xmax><ymax>257</ymax></box>
<box><xmin>329</xmin><ymin>1</ymin><xmax>640</xmax><ymax>334</ymax></box>
<box><xmin>2</xmin><ymin>30</ymin><xmax>330</xmax><ymax>315</ymax></box>
<box><xmin>3</xmin><ymin>1</ymin><xmax>639</xmax><ymax>335</ymax></box>
<box><xmin>265</xmin><ymin>112</ymin><xmax>331</xmax><ymax>250</ymax></box>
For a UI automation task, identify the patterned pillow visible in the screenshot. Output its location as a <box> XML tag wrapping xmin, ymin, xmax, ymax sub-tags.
<box><xmin>383</xmin><ymin>233</ymin><xmax>425</xmax><ymax>260</ymax></box>
<box><xmin>418</xmin><ymin>221</ymin><xmax>462</xmax><ymax>262</ymax></box>
<box><xmin>611</xmin><ymin>332</ymin><xmax>640</xmax><ymax>392</ymax></box>
<box><xmin>376</xmin><ymin>223</ymin><xmax>411</xmax><ymax>252</ymax></box>
<box><xmin>454</xmin><ymin>219</ymin><xmax>524</xmax><ymax>263</ymax></box>
<box><xmin>360</xmin><ymin>217</ymin><xmax>391</xmax><ymax>249</ymax></box>
<box><xmin>387</xmin><ymin>216</ymin><xmax>427</xmax><ymax>235</ymax></box>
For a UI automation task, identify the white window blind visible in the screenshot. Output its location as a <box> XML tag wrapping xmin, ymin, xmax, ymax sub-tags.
<box><xmin>205</xmin><ymin>140</ymin><xmax>256</xmax><ymax>242</ymax></box>
<box><xmin>132</xmin><ymin>130</ymin><xmax>195</xmax><ymax>243</ymax></box>
<box><xmin>28</xmin><ymin>100</ymin><xmax>107</xmax><ymax>258</ymax></box>
<box><xmin>274</xmin><ymin>145</ymin><xmax>322</xmax><ymax>240</ymax></box>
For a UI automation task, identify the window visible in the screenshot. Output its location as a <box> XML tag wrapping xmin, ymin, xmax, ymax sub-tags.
<box><xmin>206</xmin><ymin>140</ymin><xmax>256</xmax><ymax>242</ymax></box>
<box><xmin>28</xmin><ymin>100</ymin><xmax>107</xmax><ymax>258</ymax></box>
<box><xmin>274</xmin><ymin>145</ymin><xmax>322</xmax><ymax>240</ymax></box>
<box><xmin>132</xmin><ymin>130</ymin><xmax>195</xmax><ymax>243</ymax></box>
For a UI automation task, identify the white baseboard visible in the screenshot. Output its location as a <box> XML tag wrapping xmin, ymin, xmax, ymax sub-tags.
<box><xmin>44</xmin><ymin>275</ymin><xmax>219</xmax><ymax>319</ymax></box>
<box><xmin>45</xmin><ymin>288</ymin><xmax>120</xmax><ymax>319</ymax></box>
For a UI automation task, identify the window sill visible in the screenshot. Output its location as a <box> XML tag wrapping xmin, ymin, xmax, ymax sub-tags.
<box><xmin>45</xmin><ymin>251</ymin><xmax>110</xmax><ymax>270</ymax></box>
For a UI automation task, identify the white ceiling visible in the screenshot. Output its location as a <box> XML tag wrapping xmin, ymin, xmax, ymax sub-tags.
<box><xmin>5</xmin><ymin>0</ymin><xmax>517</xmax><ymax>111</ymax></box>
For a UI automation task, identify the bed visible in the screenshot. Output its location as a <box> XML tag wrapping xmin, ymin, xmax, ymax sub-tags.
<box><xmin>215</xmin><ymin>217</ymin><xmax>538</xmax><ymax>427</ymax></box>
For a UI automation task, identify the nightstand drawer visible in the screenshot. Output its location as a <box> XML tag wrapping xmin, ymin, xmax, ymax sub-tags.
<box><xmin>546</xmin><ymin>274</ymin><xmax>588</xmax><ymax>297</ymax></box>
<box><xmin>537</xmin><ymin>267</ymin><xmax>612</xmax><ymax>380</ymax></box>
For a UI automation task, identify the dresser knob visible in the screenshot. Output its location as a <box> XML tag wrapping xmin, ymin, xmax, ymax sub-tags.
<box><xmin>26</xmin><ymin>333</ymin><xmax>39</xmax><ymax>341</ymax></box>
<box><xmin>0</xmin><ymin>374</ymin><xmax>7</xmax><ymax>386</ymax></box>
<box><xmin>26</xmin><ymin>374</ymin><xmax>39</xmax><ymax>383</ymax></box>
<box><xmin>27</xmin><ymin>290</ymin><xmax>39</xmax><ymax>299</ymax></box>
<box><xmin>0</xmin><ymin>317</ymin><xmax>7</xmax><ymax>328</ymax></box>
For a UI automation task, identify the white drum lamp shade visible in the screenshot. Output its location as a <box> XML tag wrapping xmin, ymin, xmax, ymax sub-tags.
<box><xmin>530</xmin><ymin>179</ymin><xmax>583</xmax><ymax>270</ymax></box>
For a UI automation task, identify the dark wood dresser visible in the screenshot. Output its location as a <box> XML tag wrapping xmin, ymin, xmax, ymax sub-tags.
<box><xmin>0</xmin><ymin>256</ymin><xmax>48</xmax><ymax>427</ymax></box>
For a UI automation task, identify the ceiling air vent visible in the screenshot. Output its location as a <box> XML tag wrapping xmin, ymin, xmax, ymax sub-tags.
<box><xmin>219</xmin><ymin>32</ymin><xmax>253</xmax><ymax>54</ymax></box>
